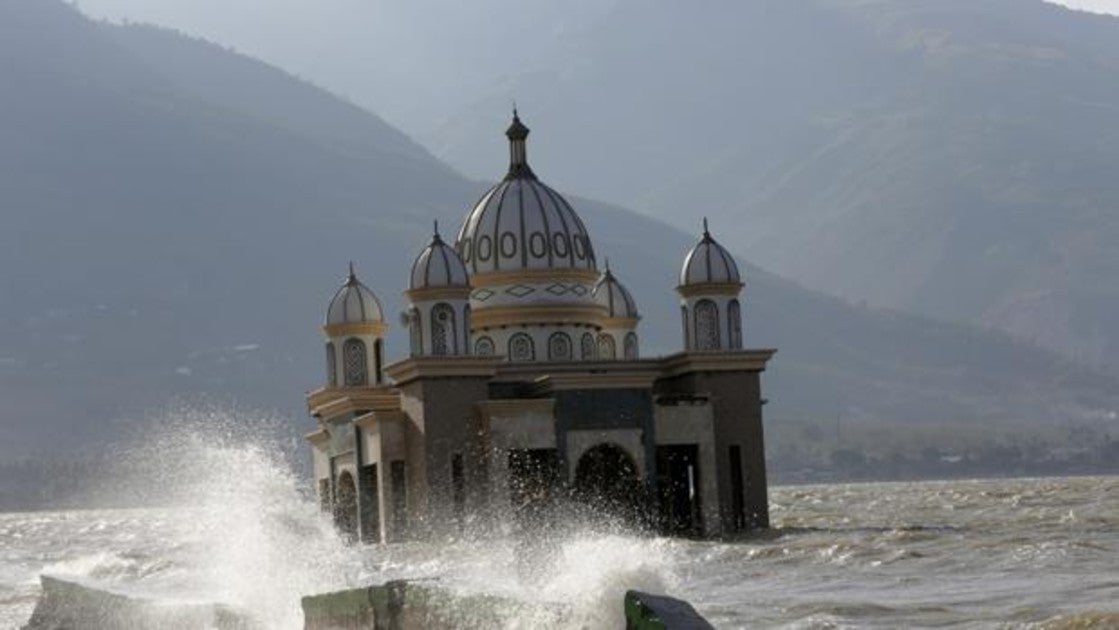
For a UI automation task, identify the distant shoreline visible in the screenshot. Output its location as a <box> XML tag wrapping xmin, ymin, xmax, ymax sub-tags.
<box><xmin>2</xmin><ymin>472</ymin><xmax>1115</xmax><ymax>514</ymax></box>
<box><xmin>769</xmin><ymin>470</ymin><xmax>1119</xmax><ymax>488</ymax></box>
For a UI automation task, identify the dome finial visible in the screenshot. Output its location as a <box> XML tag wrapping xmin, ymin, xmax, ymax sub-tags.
<box><xmin>348</xmin><ymin>260</ymin><xmax>356</xmax><ymax>278</ymax></box>
<box><xmin>505</xmin><ymin>107</ymin><xmax>535</xmax><ymax>180</ymax></box>
<box><xmin>433</xmin><ymin>219</ymin><xmax>440</xmax><ymax>238</ymax></box>
<box><xmin>703</xmin><ymin>217</ymin><xmax>710</xmax><ymax>237</ymax></box>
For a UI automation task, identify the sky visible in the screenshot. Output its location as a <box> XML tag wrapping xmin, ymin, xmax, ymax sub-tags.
<box><xmin>1054</xmin><ymin>0</ymin><xmax>1119</xmax><ymax>12</ymax></box>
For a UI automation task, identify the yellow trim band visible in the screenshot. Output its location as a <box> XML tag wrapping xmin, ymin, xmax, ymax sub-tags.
<box><xmin>405</xmin><ymin>286</ymin><xmax>472</xmax><ymax>302</ymax></box>
<box><xmin>676</xmin><ymin>282</ymin><xmax>744</xmax><ymax>298</ymax></box>
<box><xmin>323</xmin><ymin>321</ymin><xmax>387</xmax><ymax>337</ymax></box>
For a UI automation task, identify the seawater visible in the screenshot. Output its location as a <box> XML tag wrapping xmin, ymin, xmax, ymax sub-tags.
<box><xmin>0</xmin><ymin>422</ymin><xmax>1116</xmax><ymax>628</ymax></box>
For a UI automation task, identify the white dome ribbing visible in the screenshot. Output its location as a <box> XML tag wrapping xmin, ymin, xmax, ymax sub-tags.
<box><xmin>326</xmin><ymin>263</ymin><xmax>385</xmax><ymax>325</ymax></box>
<box><xmin>680</xmin><ymin>220</ymin><xmax>742</xmax><ymax>286</ymax></box>
<box><xmin>593</xmin><ymin>266</ymin><xmax>639</xmax><ymax>319</ymax></box>
<box><xmin>454</xmin><ymin>111</ymin><xmax>597</xmax><ymax>275</ymax></box>
<box><xmin>410</xmin><ymin>224</ymin><xmax>469</xmax><ymax>290</ymax></box>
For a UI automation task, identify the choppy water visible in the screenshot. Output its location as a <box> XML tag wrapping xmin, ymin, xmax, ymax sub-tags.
<box><xmin>0</xmin><ymin>424</ymin><xmax>1116</xmax><ymax>629</ymax></box>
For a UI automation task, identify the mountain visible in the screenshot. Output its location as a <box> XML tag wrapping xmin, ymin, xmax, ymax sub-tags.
<box><xmin>0</xmin><ymin>0</ymin><xmax>1115</xmax><ymax>466</ymax></box>
<box><xmin>334</xmin><ymin>0</ymin><xmax>1119</xmax><ymax>373</ymax></box>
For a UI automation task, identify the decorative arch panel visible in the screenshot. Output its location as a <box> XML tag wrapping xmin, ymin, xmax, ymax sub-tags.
<box><xmin>430</xmin><ymin>302</ymin><xmax>457</xmax><ymax>355</ymax></box>
<box><xmin>548</xmin><ymin>332</ymin><xmax>573</xmax><ymax>361</ymax></box>
<box><xmin>508</xmin><ymin>333</ymin><xmax>535</xmax><ymax>362</ymax></box>
<box><xmin>694</xmin><ymin>299</ymin><xmax>720</xmax><ymax>351</ymax></box>
<box><xmin>343</xmin><ymin>338</ymin><xmax>368</xmax><ymax>386</ymax></box>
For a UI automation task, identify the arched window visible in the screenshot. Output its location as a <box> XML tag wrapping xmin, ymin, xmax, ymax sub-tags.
<box><xmin>475</xmin><ymin>336</ymin><xmax>495</xmax><ymax>356</ymax></box>
<box><xmin>573</xmin><ymin>443</ymin><xmax>641</xmax><ymax>520</ymax></box>
<box><xmin>374</xmin><ymin>339</ymin><xmax>383</xmax><ymax>384</ymax></box>
<box><xmin>624</xmin><ymin>332</ymin><xmax>638</xmax><ymax>360</ymax></box>
<box><xmin>597</xmin><ymin>334</ymin><xmax>617</xmax><ymax>360</ymax></box>
<box><xmin>325</xmin><ymin>342</ymin><xmax>337</xmax><ymax>387</ymax></box>
<box><xmin>409</xmin><ymin>308</ymin><xmax>422</xmax><ymax>356</ymax></box>
<box><xmin>581</xmin><ymin>332</ymin><xmax>596</xmax><ymax>360</ymax></box>
<box><xmin>463</xmin><ymin>305</ymin><xmax>472</xmax><ymax>355</ymax></box>
<box><xmin>548</xmin><ymin>332</ymin><xmax>573</xmax><ymax>361</ymax></box>
<box><xmin>508</xmin><ymin>333</ymin><xmax>535</xmax><ymax>362</ymax></box>
<box><xmin>343</xmin><ymin>338</ymin><xmax>368</xmax><ymax>386</ymax></box>
<box><xmin>728</xmin><ymin>299</ymin><xmax>743</xmax><ymax>350</ymax></box>
<box><xmin>694</xmin><ymin>299</ymin><xmax>720</xmax><ymax>351</ymax></box>
<box><xmin>333</xmin><ymin>471</ymin><xmax>358</xmax><ymax>541</ymax></box>
<box><xmin>681</xmin><ymin>306</ymin><xmax>690</xmax><ymax>350</ymax></box>
<box><xmin>430</xmin><ymin>303</ymin><xmax>456</xmax><ymax>355</ymax></box>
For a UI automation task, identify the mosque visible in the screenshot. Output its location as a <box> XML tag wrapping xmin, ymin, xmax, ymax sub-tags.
<box><xmin>305</xmin><ymin>112</ymin><xmax>775</xmax><ymax>542</ymax></box>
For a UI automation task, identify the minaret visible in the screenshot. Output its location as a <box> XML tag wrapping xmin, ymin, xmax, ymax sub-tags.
<box><xmin>323</xmin><ymin>263</ymin><xmax>387</xmax><ymax>386</ymax></box>
<box><xmin>405</xmin><ymin>221</ymin><xmax>472</xmax><ymax>356</ymax></box>
<box><xmin>677</xmin><ymin>219</ymin><xmax>744</xmax><ymax>351</ymax></box>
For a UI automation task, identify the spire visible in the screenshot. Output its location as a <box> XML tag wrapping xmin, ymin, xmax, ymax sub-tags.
<box><xmin>347</xmin><ymin>261</ymin><xmax>358</xmax><ymax>285</ymax></box>
<box><xmin>703</xmin><ymin>217</ymin><xmax>710</xmax><ymax>238</ymax></box>
<box><xmin>433</xmin><ymin>219</ymin><xmax>441</xmax><ymax>241</ymax></box>
<box><xmin>505</xmin><ymin>108</ymin><xmax>536</xmax><ymax>180</ymax></box>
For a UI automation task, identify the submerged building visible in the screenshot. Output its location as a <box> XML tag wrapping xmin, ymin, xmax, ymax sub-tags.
<box><xmin>306</xmin><ymin>113</ymin><xmax>775</xmax><ymax>542</ymax></box>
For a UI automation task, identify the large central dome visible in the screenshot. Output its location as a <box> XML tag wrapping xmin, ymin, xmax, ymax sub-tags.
<box><xmin>455</xmin><ymin>112</ymin><xmax>596</xmax><ymax>276</ymax></box>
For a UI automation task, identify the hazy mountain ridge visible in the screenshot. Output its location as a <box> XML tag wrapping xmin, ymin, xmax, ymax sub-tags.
<box><xmin>63</xmin><ymin>1</ymin><xmax>1119</xmax><ymax>369</ymax></box>
<box><xmin>0</xmin><ymin>0</ymin><xmax>1115</xmax><ymax>467</ymax></box>
<box><xmin>402</xmin><ymin>0</ymin><xmax>1119</xmax><ymax>371</ymax></box>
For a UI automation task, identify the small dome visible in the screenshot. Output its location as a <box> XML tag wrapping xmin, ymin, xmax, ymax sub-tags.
<box><xmin>455</xmin><ymin>111</ymin><xmax>597</xmax><ymax>275</ymax></box>
<box><xmin>593</xmin><ymin>265</ymin><xmax>639</xmax><ymax>319</ymax></box>
<box><xmin>680</xmin><ymin>219</ymin><xmax>742</xmax><ymax>286</ymax></box>
<box><xmin>410</xmin><ymin>224</ymin><xmax>469</xmax><ymax>290</ymax></box>
<box><xmin>326</xmin><ymin>264</ymin><xmax>384</xmax><ymax>325</ymax></box>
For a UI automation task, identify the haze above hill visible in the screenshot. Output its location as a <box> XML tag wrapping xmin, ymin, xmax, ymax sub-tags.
<box><xmin>0</xmin><ymin>0</ymin><xmax>1115</xmax><ymax>480</ymax></box>
<box><xmin>75</xmin><ymin>0</ymin><xmax>1119</xmax><ymax>374</ymax></box>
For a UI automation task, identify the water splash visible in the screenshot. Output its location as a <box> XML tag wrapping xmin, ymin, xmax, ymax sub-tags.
<box><xmin>4</xmin><ymin>445</ymin><xmax>1114</xmax><ymax>626</ymax></box>
<box><xmin>14</xmin><ymin>406</ymin><xmax>1114</xmax><ymax>628</ymax></box>
<box><xmin>89</xmin><ymin>405</ymin><xmax>361</xmax><ymax>626</ymax></box>
<box><xmin>536</xmin><ymin>534</ymin><xmax>677</xmax><ymax>626</ymax></box>
<box><xmin>58</xmin><ymin>404</ymin><xmax>680</xmax><ymax>628</ymax></box>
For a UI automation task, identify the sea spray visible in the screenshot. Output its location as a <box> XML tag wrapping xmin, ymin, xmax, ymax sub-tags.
<box><xmin>56</xmin><ymin>403</ymin><xmax>685</xmax><ymax>627</ymax></box>
<box><xmin>537</xmin><ymin>534</ymin><xmax>678</xmax><ymax>626</ymax></box>
<box><xmin>86</xmin><ymin>404</ymin><xmax>364</xmax><ymax>627</ymax></box>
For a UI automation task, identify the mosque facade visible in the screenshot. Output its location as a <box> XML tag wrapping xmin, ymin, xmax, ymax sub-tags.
<box><xmin>306</xmin><ymin>113</ymin><xmax>775</xmax><ymax>542</ymax></box>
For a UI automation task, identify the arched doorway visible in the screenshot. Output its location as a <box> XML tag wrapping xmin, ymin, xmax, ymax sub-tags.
<box><xmin>573</xmin><ymin>443</ymin><xmax>643</xmax><ymax>524</ymax></box>
<box><xmin>334</xmin><ymin>471</ymin><xmax>358</xmax><ymax>542</ymax></box>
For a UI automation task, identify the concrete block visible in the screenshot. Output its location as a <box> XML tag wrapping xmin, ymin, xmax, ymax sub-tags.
<box><xmin>302</xmin><ymin>580</ymin><xmax>569</xmax><ymax>630</ymax></box>
<box><xmin>23</xmin><ymin>575</ymin><xmax>256</xmax><ymax>630</ymax></box>
<box><xmin>624</xmin><ymin>590</ymin><xmax>714</xmax><ymax>630</ymax></box>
